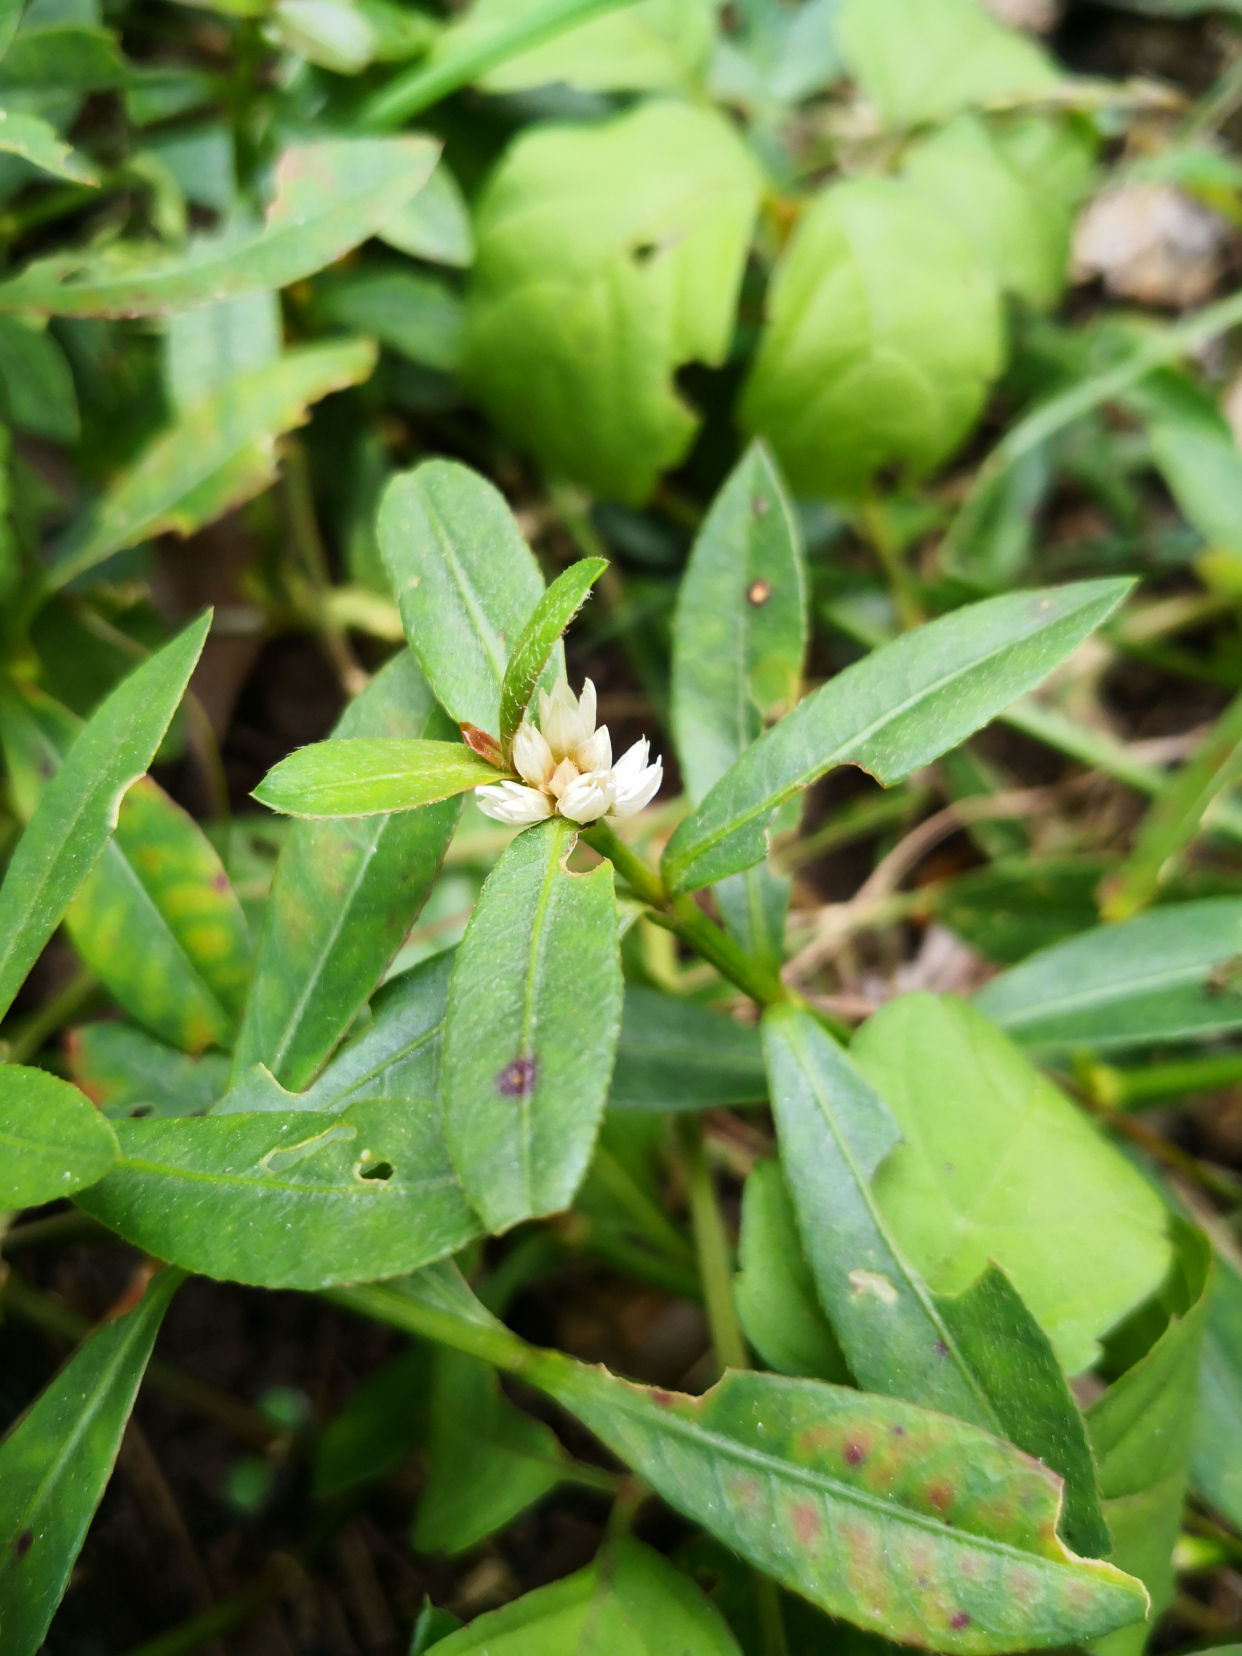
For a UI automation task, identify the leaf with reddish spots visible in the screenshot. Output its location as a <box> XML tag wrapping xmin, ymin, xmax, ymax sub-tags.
<box><xmin>762</xmin><ymin>1005</ymin><xmax>1111</xmax><ymax>1560</ymax></box>
<box><xmin>525</xmin><ymin>1355</ymin><xmax>1147</xmax><ymax>1655</ymax></box>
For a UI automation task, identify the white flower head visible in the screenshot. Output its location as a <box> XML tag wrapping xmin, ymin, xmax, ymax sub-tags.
<box><xmin>475</xmin><ymin>678</ymin><xmax>662</xmax><ymax>829</ymax></box>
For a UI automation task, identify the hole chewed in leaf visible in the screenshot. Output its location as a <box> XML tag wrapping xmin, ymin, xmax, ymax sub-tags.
<box><xmin>496</xmin><ymin>1056</ymin><xmax>537</xmax><ymax>1098</ymax></box>
<box><xmin>355</xmin><ymin>1155</ymin><xmax>395</xmax><ymax>1182</ymax></box>
<box><xmin>848</xmin><ymin>1268</ymin><xmax>898</xmax><ymax>1306</ymax></box>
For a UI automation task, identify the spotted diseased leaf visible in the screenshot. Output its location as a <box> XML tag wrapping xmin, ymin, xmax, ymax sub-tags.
<box><xmin>76</xmin><ymin>1099</ymin><xmax>481</xmax><ymax>1290</ymax></box>
<box><xmin>442</xmin><ymin>815</ymin><xmax>623</xmax><ymax>1233</ymax></box>
<box><xmin>234</xmin><ymin>651</ymin><xmax>461</xmax><ymax>1093</ymax></box>
<box><xmin>0</xmin><ymin>138</ymin><xmax>440</xmax><ymax>316</ymax></box>
<box><xmin>528</xmin><ymin>1354</ymin><xmax>1147</xmax><ymax>1654</ymax></box>
<box><xmin>499</xmin><ymin>557</ymin><xmax>607</xmax><ymax>754</ymax></box>
<box><xmin>254</xmin><ymin>738</ymin><xmax>504</xmax><ymax>819</ymax></box>
<box><xmin>0</xmin><ymin>1066</ymin><xmax>118</xmax><ymax>1210</ymax></box>
<box><xmin>49</xmin><ymin>340</ymin><xmax>377</xmax><ymax>594</ymax></box>
<box><xmin>0</xmin><ymin>615</ymin><xmax>210</xmax><ymax>1026</ymax></box>
<box><xmin>0</xmin><ymin>1269</ymin><xmax>181</xmax><ymax>1655</ymax></box>
<box><xmin>378</xmin><ymin>459</ymin><xmax>551</xmax><ymax>735</ymax></box>
<box><xmin>662</xmin><ymin>579</ymin><xmax>1132</xmax><ymax>896</ymax></box>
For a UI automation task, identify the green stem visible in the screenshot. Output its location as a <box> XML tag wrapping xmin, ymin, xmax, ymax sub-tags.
<box><xmin>754</xmin><ymin>1571</ymin><xmax>791</xmax><ymax>1656</ymax></box>
<box><xmin>324</xmin><ymin>1281</ymin><xmax>535</xmax><ymax>1376</ymax></box>
<box><xmin>1081</xmin><ymin>1050</ymin><xmax>1242</xmax><ymax>1109</ymax></box>
<box><xmin>674</xmin><ymin>1116</ymin><xmax>748</xmax><ymax>1373</ymax></box>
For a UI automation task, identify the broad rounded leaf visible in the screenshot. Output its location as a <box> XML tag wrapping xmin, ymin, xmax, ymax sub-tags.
<box><xmin>465</xmin><ymin>101</ymin><xmax>762</xmax><ymax>503</ymax></box>
<box><xmin>0</xmin><ymin>1066</ymin><xmax>118</xmax><ymax>1210</ymax></box>
<box><xmin>254</xmin><ymin>738</ymin><xmax>502</xmax><ymax>818</ymax></box>
<box><xmin>442</xmin><ymin>816</ymin><xmax>622</xmax><ymax>1232</ymax></box>
<box><xmin>855</xmin><ymin>993</ymin><xmax>1172</xmax><ymax>1376</ymax></box>
<box><xmin>76</xmin><ymin>1099</ymin><xmax>481</xmax><ymax>1289</ymax></box>
<box><xmin>741</xmin><ymin>176</ymin><xmax>1003</xmax><ymax>499</ymax></box>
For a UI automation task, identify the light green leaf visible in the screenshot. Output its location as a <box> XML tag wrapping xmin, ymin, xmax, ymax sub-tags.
<box><xmin>378</xmin><ymin>161</ymin><xmax>474</xmax><ymax>267</ymax></box>
<box><xmin>49</xmin><ymin>339</ymin><xmax>377</xmax><ymax>594</ymax></box>
<box><xmin>0</xmin><ymin>1065</ymin><xmax>118</xmax><ymax>1210</ymax></box>
<box><xmin>607</xmin><ymin>985</ymin><xmax>766</xmax><ymax>1111</ymax></box>
<box><xmin>672</xmin><ymin>441</ymin><xmax>807</xmax><ymax>805</ymax></box>
<box><xmin>0</xmin><ymin>137</ymin><xmax>440</xmax><ymax>316</ymax></box>
<box><xmin>0</xmin><ymin>1268</ymin><xmax>180</xmax><ymax>1655</ymax></box>
<box><xmin>662</xmin><ymin>578</ymin><xmax>1132</xmax><ymax>896</ymax></box>
<box><xmin>317</xmin><ymin>269</ymin><xmax>464</xmax><ymax>373</ymax></box>
<box><xmin>434</xmin><ymin>0</ymin><xmax>713</xmax><ymax>93</ymax></box>
<box><xmin>499</xmin><ymin>557</ymin><xmax>606</xmax><ymax>752</ymax></box>
<box><xmin>272</xmin><ymin>0</ymin><xmax>379</xmax><ymax>72</ymax></box>
<box><xmin>301</xmin><ymin>950</ymin><xmax>453</xmax><ymax>1112</ymax></box>
<box><xmin>0</xmin><ymin>108</ymin><xmax>96</xmax><ymax>182</ymax></box>
<box><xmin>741</xmin><ymin>176</ymin><xmax>1003</xmax><ymax>499</ymax></box>
<box><xmin>464</xmin><ymin>101</ymin><xmax>761</xmax><ymax>504</ymax></box>
<box><xmin>903</xmin><ymin>113</ymin><xmax>1091</xmax><ymax>311</ymax></box>
<box><xmin>254</xmin><ymin>738</ymin><xmax>503</xmax><ymax>819</ymax></box>
<box><xmin>443</xmin><ymin>815</ymin><xmax>622</xmax><ymax>1232</ymax></box>
<box><xmin>974</xmin><ymin>898</ymin><xmax>1242</xmax><ymax>1052</ymax></box>
<box><xmin>378</xmin><ymin>459</ymin><xmax>550</xmax><ymax>734</ymax></box>
<box><xmin>1086</xmin><ymin>1225</ymin><xmax>1211</xmax><ymax>1656</ymax></box>
<box><xmin>66</xmin><ymin>1021</ymin><xmax>230</xmax><ymax>1119</ymax></box>
<box><xmin>76</xmin><ymin>1099</ymin><xmax>481</xmax><ymax>1289</ymax></box>
<box><xmin>532</xmin><ymin>1352</ymin><xmax>1145</xmax><ymax>1653</ymax></box>
<box><xmin>734</xmin><ymin>1157</ymin><xmax>848</xmax><ymax>1383</ymax></box>
<box><xmin>164</xmin><ymin>292</ymin><xmax>281</xmax><ymax>414</ymax></box>
<box><xmin>855</xmin><ymin>993</ymin><xmax>1172</xmax><ymax>1377</ymax></box>
<box><xmin>432</xmin><ymin>1538</ymin><xmax>742</xmax><ymax>1654</ymax></box>
<box><xmin>835</xmin><ymin>0</ymin><xmax>1059</xmax><ymax>128</ymax></box>
<box><xmin>0</xmin><ymin>614</ymin><xmax>209</xmax><ymax>1026</ymax></box>
<box><xmin>1</xmin><ymin>685</ymin><xmax>252</xmax><ymax>1053</ymax></box>
<box><xmin>763</xmin><ymin>1003</ymin><xmax>1111</xmax><ymax>1560</ymax></box>
<box><xmin>1192</xmin><ymin>1248</ymin><xmax>1242</xmax><ymax>1532</ymax></box>
<box><xmin>412</xmin><ymin>1348</ymin><xmax>570</xmax><ymax>1554</ymax></box>
<box><xmin>0</xmin><ymin>24</ymin><xmax>128</xmax><ymax>88</ymax></box>
<box><xmin>234</xmin><ymin>652</ymin><xmax>461</xmax><ymax>1093</ymax></box>
<box><xmin>0</xmin><ymin>314</ymin><xmax>78</xmax><ymax>441</ymax></box>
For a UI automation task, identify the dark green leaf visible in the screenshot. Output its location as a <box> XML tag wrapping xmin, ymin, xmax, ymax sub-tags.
<box><xmin>76</xmin><ymin>1099</ymin><xmax>480</xmax><ymax>1290</ymax></box>
<box><xmin>314</xmin><ymin>1342</ymin><xmax>432</xmax><ymax>1496</ymax></box>
<box><xmin>974</xmin><ymin>898</ymin><xmax>1242</xmax><ymax>1053</ymax></box>
<box><xmin>378</xmin><ymin>459</ymin><xmax>550</xmax><ymax>734</ymax></box>
<box><xmin>662</xmin><ymin>579</ymin><xmax>1132</xmax><ymax>894</ymax></box>
<box><xmin>412</xmin><ymin>1348</ymin><xmax>570</xmax><ymax>1554</ymax></box>
<box><xmin>0</xmin><ymin>138</ymin><xmax>440</xmax><ymax>316</ymax></box>
<box><xmin>608</xmin><ymin>985</ymin><xmax>766</xmax><ymax>1111</ymax></box>
<box><xmin>763</xmin><ymin>1004</ymin><xmax>1110</xmax><ymax>1559</ymax></box>
<box><xmin>0</xmin><ymin>613</ymin><xmax>209</xmax><ymax>1025</ymax></box>
<box><xmin>0</xmin><ymin>24</ymin><xmax>128</xmax><ymax>88</ymax></box>
<box><xmin>443</xmin><ymin>815</ymin><xmax>622</xmax><ymax>1232</ymax></box>
<box><xmin>301</xmin><ymin>949</ymin><xmax>453</xmax><ymax>1112</ymax></box>
<box><xmin>233</xmin><ymin>652</ymin><xmax>461</xmax><ymax>1092</ymax></box>
<box><xmin>0</xmin><ymin>1066</ymin><xmax>118</xmax><ymax>1209</ymax></box>
<box><xmin>0</xmin><ymin>316</ymin><xmax>79</xmax><ymax>440</ymax></box>
<box><xmin>1192</xmin><ymin>1247</ymin><xmax>1242</xmax><ymax>1532</ymax></box>
<box><xmin>499</xmin><ymin>557</ymin><xmax>606</xmax><ymax>753</ymax></box>
<box><xmin>254</xmin><ymin>737</ymin><xmax>502</xmax><ymax>818</ymax></box>
<box><xmin>0</xmin><ymin>1268</ymin><xmax>181</xmax><ymax>1654</ymax></box>
<box><xmin>936</xmin><ymin>855</ymin><xmax>1110</xmax><ymax>964</ymax></box>
<box><xmin>317</xmin><ymin>269</ymin><xmax>464</xmax><ymax>373</ymax></box>
<box><xmin>66</xmin><ymin>1021</ymin><xmax>230</xmax><ymax>1119</ymax></box>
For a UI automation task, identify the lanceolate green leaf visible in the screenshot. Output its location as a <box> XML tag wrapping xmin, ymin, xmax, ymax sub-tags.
<box><xmin>974</xmin><ymin>899</ymin><xmax>1242</xmax><ymax>1052</ymax></box>
<box><xmin>48</xmin><ymin>340</ymin><xmax>377</xmax><ymax>594</ymax></box>
<box><xmin>533</xmin><ymin>1357</ymin><xmax>1143</xmax><ymax>1653</ymax></box>
<box><xmin>0</xmin><ymin>686</ymin><xmax>251</xmax><ymax>1053</ymax></box>
<box><xmin>499</xmin><ymin>557</ymin><xmax>606</xmax><ymax>753</ymax></box>
<box><xmin>762</xmin><ymin>1005</ymin><xmax>1109</xmax><ymax>1559</ymax></box>
<box><xmin>1086</xmin><ymin>1225</ymin><xmax>1211</xmax><ymax>1656</ymax></box>
<box><xmin>254</xmin><ymin>738</ymin><xmax>503</xmax><ymax>818</ymax></box>
<box><xmin>76</xmin><ymin>1100</ymin><xmax>480</xmax><ymax>1290</ymax></box>
<box><xmin>608</xmin><ymin>985</ymin><xmax>766</xmax><ymax>1111</ymax></box>
<box><xmin>1192</xmin><ymin>1248</ymin><xmax>1242</xmax><ymax>1533</ymax></box>
<box><xmin>0</xmin><ymin>138</ymin><xmax>440</xmax><ymax>316</ymax></box>
<box><xmin>662</xmin><ymin>578</ymin><xmax>1132</xmax><ymax>895</ymax></box>
<box><xmin>234</xmin><ymin>652</ymin><xmax>460</xmax><ymax>1092</ymax></box>
<box><xmin>301</xmin><ymin>950</ymin><xmax>454</xmax><ymax>1112</ymax></box>
<box><xmin>431</xmin><ymin>1538</ymin><xmax>742</xmax><ymax>1654</ymax></box>
<box><xmin>0</xmin><ymin>1268</ymin><xmax>181</xmax><ymax>1654</ymax></box>
<box><xmin>378</xmin><ymin>459</ymin><xmax>551</xmax><ymax>734</ymax></box>
<box><xmin>0</xmin><ymin>614</ymin><xmax>209</xmax><ymax>1025</ymax></box>
<box><xmin>0</xmin><ymin>1067</ymin><xmax>118</xmax><ymax>1210</ymax></box>
<box><xmin>66</xmin><ymin>1022</ymin><xmax>230</xmax><ymax>1120</ymax></box>
<box><xmin>442</xmin><ymin>815</ymin><xmax>622</xmax><ymax>1232</ymax></box>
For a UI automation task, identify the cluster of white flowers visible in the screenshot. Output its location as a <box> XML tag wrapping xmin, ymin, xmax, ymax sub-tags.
<box><xmin>475</xmin><ymin>679</ymin><xmax>663</xmax><ymax>827</ymax></box>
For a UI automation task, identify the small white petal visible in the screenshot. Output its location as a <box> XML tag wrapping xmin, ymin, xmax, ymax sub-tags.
<box><xmin>557</xmin><ymin>768</ymin><xmax>616</xmax><ymax>824</ymax></box>
<box><xmin>547</xmin><ymin>757</ymin><xmax>580</xmax><ymax>799</ymax></box>
<box><xmin>474</xmin><ymin>781</ymin><xmax>553</xmax><ymax>826</ymax></box>
<box><xmin>611</xmin><ymin>737</ymin><xmax>650</xmax><ymax>790</ymax></box>
<box><xmin>542</xmin><ymin>679</ymin><xmax>588</xmax><ymax>760</ymax></box>
<box><xmin>612</xmin><ymin>755</ymin><xmax>662</xmax><ymax>818</ymax></box>
<box><xmin>512</xmin><ymin>722</ymin><xmax>554</xmax><ymax>788</ymax></box>
<box><xmin>576</xmin><ymin>724</ymin><xmax>611</xmax><ymax>773</ymax></box>
<box><xmin>578</xmin><ymin>677</ymin><xmax>597</xmax><ymax>737</ymax></box>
